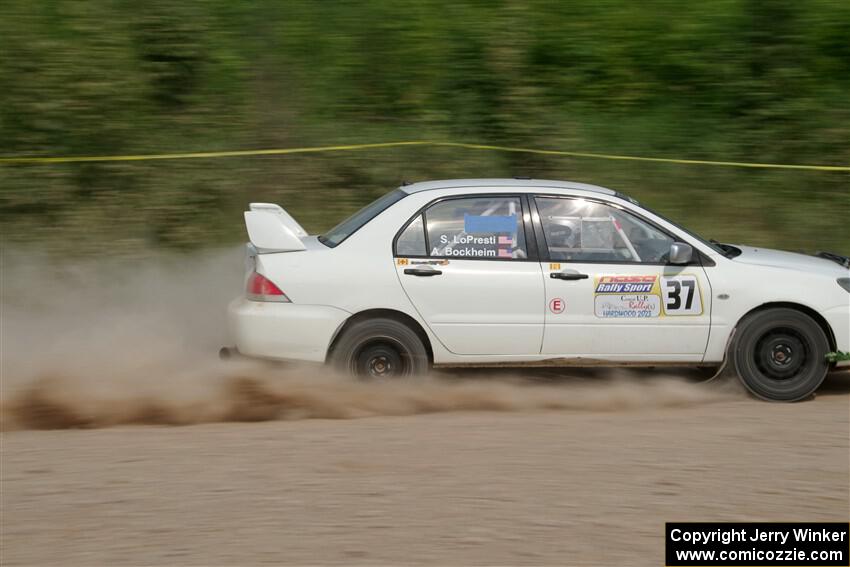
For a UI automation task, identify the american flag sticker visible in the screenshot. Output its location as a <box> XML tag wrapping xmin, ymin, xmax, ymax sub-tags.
<box><xmin>498</xmin><ymin>235</ymin><xmax>513</xmax><ymax>245</ymax></box>
<box><xmin>498</xmin><ymin>248</ymin><xmax>512</xmax><ymax>258</ymax></box>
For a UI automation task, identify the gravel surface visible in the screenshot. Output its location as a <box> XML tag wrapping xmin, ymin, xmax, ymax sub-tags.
<box><xmin>2</xmin><ymin>374</ymin><xmax>847</xmax><ymax>566</ymax></box>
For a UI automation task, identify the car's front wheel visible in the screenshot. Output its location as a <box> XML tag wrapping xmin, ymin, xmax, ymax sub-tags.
<box><xmin>732</xmin><ymin>307</ymin><xmax>830</xmax><ymax>401</ymax></box>
<box><xmin>330</xmin><ymin>317</ymin><xmax>430</xmax><ymax>379</ymax></box>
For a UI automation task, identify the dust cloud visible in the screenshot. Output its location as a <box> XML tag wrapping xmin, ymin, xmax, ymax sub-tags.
<box><xmin>0</xmin><ymin>249</ymin><xmax>737</xmax><ymax>431</ymax></box>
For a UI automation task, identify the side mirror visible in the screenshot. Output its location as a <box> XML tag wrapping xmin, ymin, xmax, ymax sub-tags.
<box><xmin>669</xmin><ymin>242</ymin><xmax>693</xmax><ymax>265</ymax></box>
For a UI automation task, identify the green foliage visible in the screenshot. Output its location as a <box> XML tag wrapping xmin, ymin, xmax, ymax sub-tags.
<box><xmin>1</xmin><ymin>0</ymin><xmax>848</xmax><ymax>256</ymax></box>
<box><xmin>825</xmin><ymin>351</ymin><xmax>850</xmax><ymax>363</ymax></box>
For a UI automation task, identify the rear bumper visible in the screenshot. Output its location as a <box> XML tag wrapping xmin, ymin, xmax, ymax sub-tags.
<box><xmin>823</xmin><ymin>304</ymin><xmax>850</xmax><ymax>367</ymax></box>
<box><xmin>227</xmin><ymin>297</ymin><xmax>350</xmax><ymax>363</ymax></box>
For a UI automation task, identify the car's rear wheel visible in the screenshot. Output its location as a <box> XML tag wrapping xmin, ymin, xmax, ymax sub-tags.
<box><xmin>732</xmin><ymin>308</ymin><xmax>830</xmax><ymax>401</ymax></box>
<box><xmin>331</xmin><ymin>318</ymin><xmax>429</xmax><ymax>379</ymax></box>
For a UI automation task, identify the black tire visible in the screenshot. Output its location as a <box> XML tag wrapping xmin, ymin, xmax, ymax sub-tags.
<box><xmin>330</xmin><ymin>318</ymin><xmax>430</xmax><ymax>379</ymax></box>
<box><xmin>732</xmin><ymin>308</ymin><xmax>830</xmax><ymax>401</ymax></box>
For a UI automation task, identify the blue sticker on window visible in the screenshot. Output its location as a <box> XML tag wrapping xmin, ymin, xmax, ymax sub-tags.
<box><xmin>464</xmin><ymin>214</ymin><xmax>516</xmax><ymax>234</ymax></box>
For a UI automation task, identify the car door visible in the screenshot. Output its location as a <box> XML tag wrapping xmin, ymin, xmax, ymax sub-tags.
<box><xmin>532</xmin><ymin>195</ymin><xmax>712</xmax><ymax>361</ymax></box>
<box><xmin>394</xmin><ymin>194</ymin><xmax>545</xmax><ymax>355</ymax></box>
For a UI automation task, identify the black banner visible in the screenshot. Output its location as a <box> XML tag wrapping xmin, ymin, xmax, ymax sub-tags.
<box><xmin>666</xmin><ymin>522</ymin><xmax>849</xmax><ymax>566</ymax></box>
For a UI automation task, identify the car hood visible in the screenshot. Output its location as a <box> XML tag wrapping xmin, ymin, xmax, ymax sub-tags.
<box><xmin>731</xmin><ymin>245</ymin><xmax>849</xmax><ymax>276</ymax></box>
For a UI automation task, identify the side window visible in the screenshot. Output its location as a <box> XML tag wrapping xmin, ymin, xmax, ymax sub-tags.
<box><xmin>535</xmin><ymin>197</ymin><xmax>674</xmax><ymax>263</ymax></box>
<box><xmin>424</xmin><ymin>196</ymin><xmax>527</xmax><ymax>260</ymax></box>
<box><xmin>396</xmin><ymin>214</ymin><xmax>427</xmax><ymax>255</ymax></box>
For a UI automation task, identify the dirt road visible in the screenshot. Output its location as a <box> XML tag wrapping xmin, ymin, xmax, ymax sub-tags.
<box><xmin>2</xmin><ymin>251</ymin><xmax>847</xmax><ymax>565</ymax></box>
<box><xmin>2</xmin><ymin>373</ymin><xmax>848</xmax><ymax>566</ymax></box>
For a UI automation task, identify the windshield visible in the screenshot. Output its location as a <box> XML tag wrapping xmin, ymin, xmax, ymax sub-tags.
<box><xmin>319</xmin><ymin>189</ymin><xmax>407</xmax><ymax>247</ymax></box>
<box><xmin>638</xmin><ymin>203</ymin><xmax>728</xmax><ymax>256</ymax></box>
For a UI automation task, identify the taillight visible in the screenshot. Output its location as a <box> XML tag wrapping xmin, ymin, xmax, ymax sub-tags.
<box><xmin>246</xmin><ymin>272</ymin><xmax>291</xmax><ymax>302</ymax></box>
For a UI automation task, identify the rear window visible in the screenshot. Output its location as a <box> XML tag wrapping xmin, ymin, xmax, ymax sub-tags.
<box><xmin>319</xmin><ymin>189</ymin><xmax>407</xmax><ymax>248</ymax></box>
<box><xmin>424</xmin><ymin>196</ymin><xmax>528</xmax><ymax>259</ymax></box>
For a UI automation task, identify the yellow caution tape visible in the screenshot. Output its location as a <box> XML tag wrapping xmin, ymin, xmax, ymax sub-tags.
<box><xmin>0</xmin><ymin>140</ymin><xmax>847</xmax><ymax>171</ymax></box>
<box><xmin>436</xmin><ymin>142</ymin><xmax>850</xmax><ymax>172</ymax></box>
<box><xmin>0</xmin><ymin>141</ymin><xmax>430</xmax><ymax>165</ymax></box>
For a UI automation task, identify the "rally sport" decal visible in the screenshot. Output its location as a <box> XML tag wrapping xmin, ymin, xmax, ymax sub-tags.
<box><xmin>593</xmin><ymin>275</ymin><xmax>703</xmax><ymax>318</ymax></box>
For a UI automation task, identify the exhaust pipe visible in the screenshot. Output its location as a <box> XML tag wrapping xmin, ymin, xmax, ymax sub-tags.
<box><xmin>219</xmin><ymin>346</ymin><xmax>238</xmax><ymax>361</ymax></box>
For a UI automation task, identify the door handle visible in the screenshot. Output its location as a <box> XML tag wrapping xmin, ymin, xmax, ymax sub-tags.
<box><xmin>404</xmin><ymin>267</ymin><xmax>443</xmax><ymax>277</ymax></box>
<box><xmin>550</xmin><ymin>272</ymin><xmax>589</xmax><ymax>280</ymax></box>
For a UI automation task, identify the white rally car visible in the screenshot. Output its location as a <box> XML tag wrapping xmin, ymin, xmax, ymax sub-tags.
<box><xmin>227</xmin><ymin>179</ymin><xmax>850</xmax><ymax>401</ymax></box>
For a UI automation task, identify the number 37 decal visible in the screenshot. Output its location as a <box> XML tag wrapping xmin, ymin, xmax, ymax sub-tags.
<box><xmin>661</xmin><ymin>275</ymin><xmax>703</xmax><ymax>316</ymax></box>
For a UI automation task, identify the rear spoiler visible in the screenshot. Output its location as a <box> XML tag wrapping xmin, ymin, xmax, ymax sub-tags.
<box><xmin>244</xmin><ymin>203</ymin><xmax>308</xmax><ymax>253</ymax></box>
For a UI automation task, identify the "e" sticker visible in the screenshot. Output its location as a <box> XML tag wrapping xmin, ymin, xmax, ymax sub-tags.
<box><xmin>549</xmin><ymin>298</ymin><xmax>565</xmax><ymax>314</ymax></box>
